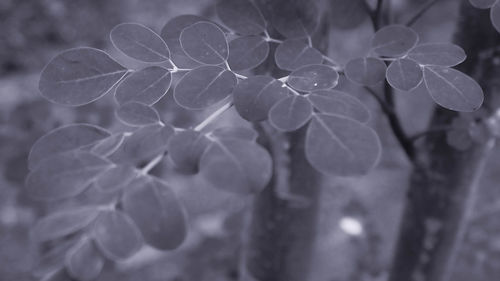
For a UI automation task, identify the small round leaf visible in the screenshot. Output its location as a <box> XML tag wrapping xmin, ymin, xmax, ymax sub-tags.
<box><xmin>91</xmin><ymin>133</ymin><xmax>126</xmax><ymax>157</ymax></box>
<box><xmin>116</xmin><ymin>102</ymin><xmax>161</xmax><ymax>127</ymax></box>
<box><xmin>115</xmin><ymin>66</ymin><xmax>171</xmax><ymax>106</ymax></box>
<box><xmin>344</xmin><ymin>57</ymin><xmax>387</xmax><ymax>86</ymax></box>
<box><xmin>228</xmin><ymin>36</ymin><xmax>269</xmax><ymax>71</ymax></box>
<box><xmin>268</xmin><ymin>95</ymin><xmax>313</xmax><ymax>132</ymax></box>
<box><xmin>371</xmin><ymin>25</ymin><xmax>418</xmax><ymax>57</ymax></box>
<box><xmin>180</xmin><ymin>22</ymin><xmax>229</xmax><ymax>65</ymax></box>
<box><xmin>386</xmin><ymin>58</ymin><xmax>423</xmax><ymax>91</ymax></box>
<box><xmin>288</xmin><ymin>64</ymin><xmax>339</xmax><ymax>92</ymax></box>
<box><xmin>407</xmin><ymin>43</ymin><xmax>466</xmax><ymax>67</ymax></box>
<box><xmin>216</xmin><ymin>0</ymin><xmax>266</xmax><ymax>35</ymax></box>
<box><xmin>307</xmin><ymin>90</ymin><xmax>370</xmax><ymax>123</ymax></box>
<box><xmin>65</xmin><ymin>238</ymin><xmax>105</xmax><ymax>281</ymax></box>
<box><xmin>95</xmin><ymin>165</ymin><xmax>139</xmax><ymax>192</ymax></box>
<box><xmin>275</xmin><ymin>39</ymin><xmax>323</xmax><ymax>71</ymax></box>
<box><xmin>491</xmin><ymin>1</ymin><xmax>500</xmax><ymax>33</ymax></box>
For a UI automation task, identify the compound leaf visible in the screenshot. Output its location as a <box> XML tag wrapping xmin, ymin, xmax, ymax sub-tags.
<box><xmin>268</xmin><ymin>95</ymin><xmax>313</xmax><ymax>131</ymax></box>
<box><xmin>386</xmin><ymin>58</ymin><xmax>423</xmax><ymax>91</ymax></box>
<box><xmin>491</xmin><ymin>1</ymin><xmax>500</xmax><ymax>33</ymax></box>
<box><xmin>469</xmin><ymin>0</ymin><xmax>497</xmax><ymax>9</ymax></box>
<box><xmin>288</xmin><ymin>64</ymin><xmax>339</xmax><ymax>91</ymax></box>
<box><xmin>216</xmin><ymin>0</ymin><xmax>266</xmax><ymax>35</ymax></box>
<box><xmin>174</xmin><ymin>65</ymin><xmax>237</xmax><ymax>109</ymax></box>
<box><xmin>344</xmin><ymin>57</ymin><xmax>387</xmax><ymax>86</ymax></box>
<box><xmin>233</xmin><ymin>76</ymin><xmax>288</xmax><ymax>121</ymax></box>
<box><xmin>115</xmin><ymin>66</ymin><xmax>171</xmax><ymax>106</ymax></box>
<box><xmin>122</xmin><ymin>177</ymin><xmax>187</xmax><ymax>250</ymax></box>
<box><xmin>39</xmin><ymin>48</ymin><xmax>127</xmax><ymax>106</ymax></box>
<box><xmin>211</xmin><ymin>126</ymin><xmax>258</xmax><ymax>141</ymax></box>
<box><xmin>93</xmin><ymin>210</ymin><xmax>143</xmax><ymax>261</ymax></box>
<box><xmin>307</xmin><ymin>90</ymin><xmax>370</xmax><ymax>123</ymax></box>
<box><xmin>180</xmin><ymin>22</ymin><xmax>229</xmax><ymax>65</ymax></box>
<box><xmin>26</xmin><ymin>151</ymin><xmax>113</xmax><ymax>201</ymax></box>
<box><xmin>371</xmin><ymin>25</ymin><xmax>418</xmax><ymax>57</ymax></box>
<box><xmin>109</xmin><ymin>124</ymin><xmax>174</xmax><ymax>165</ymax></box>
<box><xmin>95</xmin><ymin>165</ymin><xmax>139</xmax><ymax>192</ymax></box>
<box><xmin>29</xmin><ymin>124</ymin><xmax>110</xmax><ymax>170</ymax></box>
<box><xmin>407</xmin><ymin>43</ymin><xmax>466</xmax><ymax>67</ymax></box>
<box><xmin>200</xmin><ymin>138</ymin><xmax>272</xmax><ymax>194</ymax></box>
<box><xmin>32</xmin><ymin>207</ymin><xmax>99</xmax><ymax>242</ymax></box>
<box><xmin>228</xmin><ymin>36</ymin><xmax>269</xmax><ymax>71</ymax></box>
<box><xmin>423</xmin><ymin>66</ymin><xmax>484</xmax><ymax>112</ymax></box>
<box><xmin>167</xmin><ymin>130</ymin><xmax>210</xmax><ymax>173</ymax></box>
<box><xmin>306</xmin><ymin>113</ymin><xmax>381</xmax><ymax>176</ymax></box>
<box><xmin>160</xmin><ymin>15</ymin><xmax>206</xmax><ymax>68</ymax></box>
<box><xmin>110</xmin><ymin>23</ymin><xmax>170</xmax><ymax>62</ymax></box>
<box><xmin>116</xmin><ymin>102</ymin><xmax>161</xmax><ymax>127</ymax></box>
<box><xmin>65</xmin><ymin>238</ymin><xmax>105</xmax><ymax>281</ymax></box>
<box><xmin>275</xmin><ymin>39</ymin><xmax>323</xmax><ymax>71</ymax></box>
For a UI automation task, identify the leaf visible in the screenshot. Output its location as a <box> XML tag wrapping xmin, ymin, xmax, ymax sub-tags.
<box><xmin>25</xmin><ymin>151</ymin><xmax>113</xmax><ymax>201</ymax></box>
<box><xmin>116</xmin><ymin>102</ymin><xmax>161</xmax><ymax>127</ymax></box>
<box><xmin>39</xmin><ymin>47</ymin><xmax>128</xmax><ymax>106</ymax></box>
<box><xmin>91</xmin><ymin>133</ymin><xmax>126</xmax><ymax>157</ymax></box>
<box><xmin>110</xmin><ymin>23</ymin><xmax>170</xmax><ymax>62</ymax></box>
<box><xmin>469</xmin><ymin>0</ymin><xmax>497</xmax><ymax>9</ymax></box>
<box><xmin>92</xmin><ymin>210</ymin><xmax>143</xmax><ymax>261</ymax></box>
<box><xmin>29</xmin><ymin>124</ymin><xmax>110</xmax><ymax>170</ymax></box>
<box><xmin>211</xmin><ymin>126</ymin><xmax>259</xmax><ymax>141</ymax></box>
<box><xmin>33</xmin><ymin>237</ymin><xmax>80</xmax><ymax>278</ymax></box>
<box><xmin>115</xmin><ymin>66</ymin><xmax>171</xmax><ymax>106</ymax></box>
<box><xmin>423</xmin><ymin>66</ymin><xmax>484</xmax><ymax>112</ymax></box>
<box><xmin>491</xmin><ymin>1</ymin><xmax>500</xmax><ymax>33</ymax></box>
<box><xmin>216</xmin><ymin>0</ymin><xmax>266</xmax><ymax>35</ymax></box>
<box><xmin>386</xmin><ymin>58</ymin><xmax>423</xmax><ymax>91</ymax></box>
<box><xmin>95</xmin><ymin>165</ymin><xmax>139</xmax><ymax>192</ymax></box>
<box><xmin>227</xmin><ymin>36</ymin><xmax>269</xmax><ymax>71</ymax></box>
<box><xmin>287</xmin><ymin>64</ymin><xmax>339</xmax><ymax>91</ymax></box>
<box><xmin>275</xmin><ymin>39</ymin><xmax>323</xmax><ymax>71</ymax></box>
<box><xmin>306</xmin><ymin>114</ymin><xmax>381</xmax><ymax>176</ymax></box>
<box><xmin>233</xmin><ymin>75</ymin><xmax>289</xmax><ymax>121</ymax></box>
<box><xmin>122</xmin><ymin>177</ymin><xmax>187</xmax><ymax>250</ymax></box>
<box><xmin>160</xmin><ymin>15</ymin><xmax>207</xmax><ymax>68</ymax></box>
<box><xmin>174</xmin><ymin>65</ymin><xmax>237</xmax><ymax>109</ymax></box>
<box><xmin>180</xmin><ymin>22</ymin><xmax>229</xmax><ymax>65</ymax></box>
<box><xmin>407</xmin><ymin>43</ymin><xmax>466</xmax><ymax>67</ymax></box>
<box><xmin>65</xmin><ymin>238</ymin><xmax>105</xmax><ymax>281</ymax></box>
<box><xmin>167</xmin><ymin>130</ymin><xmax>210</xmax><ymax>173</ymax></box>
<box><xmin>344</xmin><ymin>57</ymin><xmax>387</xmax><ymax>86</ymax></box>
<box><xmin>307</xmin><ymin>90</ymin><xmax>370</xmax><ymax>123</ymax></box>
<box><xmin>200</xmin><ymin>138</ymin><xmax>272</xmax><ymax>194</ymax></box>
<box><xmin>109</xmin><ymin>124</ymin><xmax>174</xmax><ymax>165</ymax></box>
<box><xmin>32</xmin><ymin>207</ymin><xmax>99</xmax><ymax>242</ymax></box>
<box><xmin>268</xmin><ymin>95</ymin><xmax>313</xmax><ymax>131</ymax></box>
<box><xmin>371</xmin><ymin>25</ymin><xmax>418</xmax><ymax>57</ymax></box>
<box><xmin>329</xmin><ymin>0</ymin><xmax>369</xmax><ymax>29</ymax></box>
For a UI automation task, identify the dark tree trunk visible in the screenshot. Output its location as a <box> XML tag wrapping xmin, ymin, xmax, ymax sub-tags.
<box><xmin>389</xmin><ymin>2</ymin><xmax>500</xmax><ymax>281</ymax></box>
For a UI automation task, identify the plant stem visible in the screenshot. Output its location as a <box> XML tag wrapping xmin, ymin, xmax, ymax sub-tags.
<box><xmin>193</xmin><ymin>101</ymin><xmax>234</xmax><ymax>131</ymax></box>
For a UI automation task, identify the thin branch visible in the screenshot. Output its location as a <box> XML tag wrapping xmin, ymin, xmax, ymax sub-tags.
<box><xmin>141</xmin><ymin>153</ymin><xmax>165</xmax><ymax>174</ymax></box>
<box><xmin>193</xmin><ymin>101</ymin><xmax>234</xmax><ymax>131</ymax></box>
<box><xmin>405</xmin><ymin>0</ymin><xmax>442</xmax><ymax>27</ymax></box>
<box><xmin>373</xmin><ymin>0</ymin><xmax>385</xmax><ymax>30</ymax></box>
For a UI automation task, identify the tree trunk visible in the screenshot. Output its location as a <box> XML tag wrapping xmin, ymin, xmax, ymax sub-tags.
<box><xmin>388</xmin><ymin>2</ymin><xmax>500</xmax><ymax>281</ymax></box>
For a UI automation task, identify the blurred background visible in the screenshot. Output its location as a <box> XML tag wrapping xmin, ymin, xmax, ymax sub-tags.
<box><xmin>1</xmin><ymin>0</ymin><xmax>500</xmax><ymax>280</ymax></box>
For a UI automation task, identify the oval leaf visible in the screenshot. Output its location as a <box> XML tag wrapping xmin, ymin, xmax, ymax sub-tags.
<box><xmin>216</xmin><ymin>0</ymin><xmax>266</xmax><ymax>35</ymax></box>
<box><xmin>95</xmin><ymin>165</ymin><xmax>139</xmax><ymax>192</ymax></box>
<box><xmin>32</xmin><ymin>207</ymin><xmax>99</xmax><ymax>242</ymax></box>
<box><xmin>268</xmin><ymin>95</ymin><xmax>313</xmax><ymax>131</ymax></box>
<box><xmin>93</xmin><ymin>210</ymin><xmax>143</xmax><ymax>261</ymax></box>
<box><xmin>33</xmin><ymin>237</ymin><xmax>81</xmax><ymax>278</ymax></box>
<box><xmin>29</xmin><ymin>124</ymin><xmax>110</xmax><ymax>170</ymax></box>
<box><xmin>307</xmin><ymin>90</ymin><xmax>370</xmax><ymax>123</ymax></box>
<box><xmin>423</xmin><ymin>66</ymin><xmax>484</xmax><ymax>112</ymax></box>
<box><xmin>228</xmin><ymin>36</ymin><xmax>269</xmax><ymax>71</ymax></box>
<box><xmin>116</xmin><ymin>102</ymin><xmax>161</xmax><ymax>127</ymax></box>
<box><xmin>491</xmin><ymin>1</ymin><xmax>500</xmax><ymax>33</ymax></box>
<box><xmin>386</xmin><ymin>58</ymin><xmax>423</xmax><ymax>91</ymax></box>
<box><xmin>122</xmin><ymin>177</ymin><xmax>187</xmax><ymax>250</ymax></box>
<box><xmin>39</xmin><ymin>48</ymin><xmax>127</xmax><ymax>106</ymax></box>
<box><xmin>160</xmin><ymin>15</ymin><xmax>207</xmax><ymax>68</ymax></box>
<box><xmin>180</xmin><ymin>22</ymin><xmax>229</xmax><ymax>65</ymax></box>
<box><xmin>306</xmin><ymin>114</ymin><xmax>381</xmax><ymax>176</ymax></box>
<box><xmin>26</xmin><ymin>151</ymin><xmax>113</xmax><ymax>201</ymax></box>
<box><xmin>275</xmin><ymin>39</ymin><xmax>323</xmax><ymax>71</ymax></box>
<box><xmin>109</xmin><ymin>124</ymin><xmax>174</xmax><ymax>165</ymax></box>
<box><xmin>167</xmin><ymin>130</ymin><xmax>210</xmax><ymax>173</ymax></box>
<box><xmin>65</xmin><ymin>238</ymin><xmax>105</xmax><ymax>281</ymax></box>
<box><xmin>91</xmin><ymin>133</ymin><xmax>126</xmax><ymax>157</ymax></box>
<box><xmin>345</xmin><ymin>57</ymin><xmax>386</xmax><ymax>86</ymax></box>
<box><xmin>200</xmin><ymin>138</ymin><xmax>272</xmax><ymax>194</ymax></box>
<box><xmin>211</xmin><ymin>126</ymin><xmax>259</xmax><ymax>141</ymax></box>
<box><xmin>469</xmin><ymin>0</ymin><xmax>497</xmax><ymax>9</ymax></box>
<box><xmin>407</xmin><ymin>43</ymin><xmax>466</xmax><ymax>67</ymax></box>
<box><xmin>233</xmin><ymin>76</ymin><xmax>289</xmax><ymax>121</ymax></box>
<box><xmin>115</xmin><ymin>66</ymin><xmax>171</xmax><ymax>106</ymax></box>
<box><xmin>371</xmin><ymin>25</ymin><xmax>418</xmax><ymax>57</ymax></box>
<box><xmin>110</xmin><ymin>23</ymin><xmax>170</xmax><ymax>62</ymax></box>
<box><xmin>288</xmin><ymin>64</ymin><xmax>339</xmax><ymax>92</ymax></box>
<box><xmin>174</xmin><ymin>65</ymin><xmax>237</xmax><ymax>109</ymax></box>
